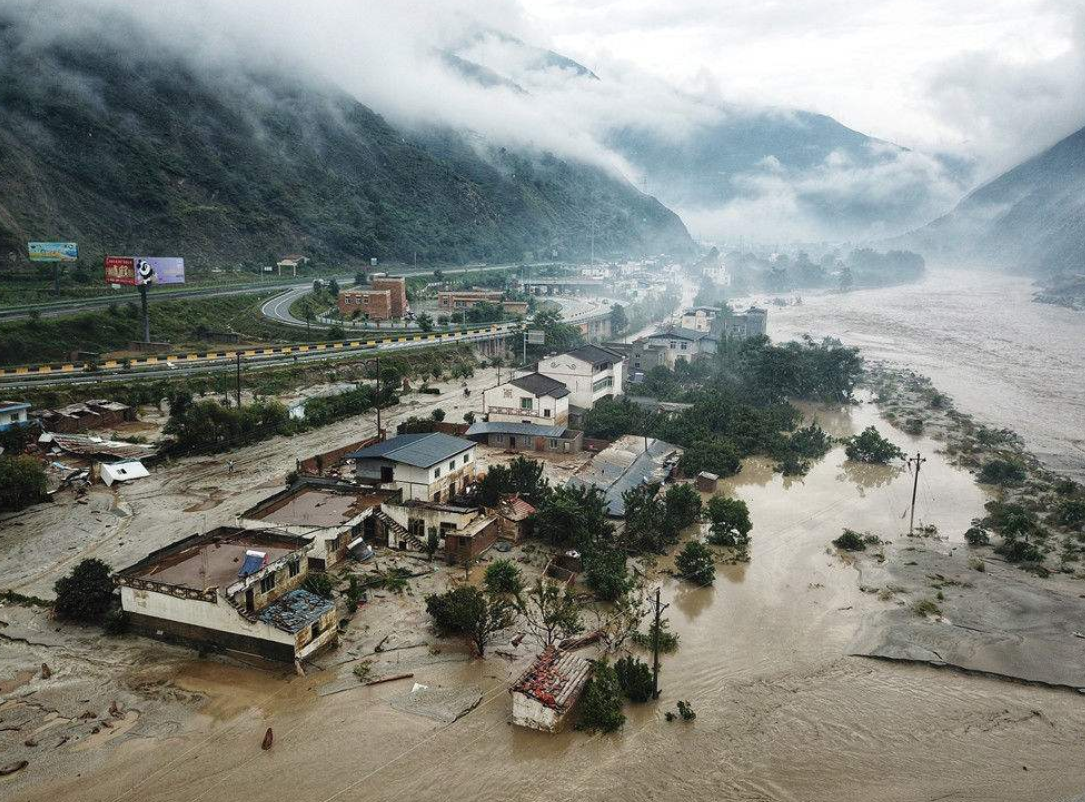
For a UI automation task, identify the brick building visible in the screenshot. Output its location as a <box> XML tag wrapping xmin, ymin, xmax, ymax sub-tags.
<box><xmin>338</xmin><ymin>289</ymin><xmax>392</xmax><ymax>320</ymax></box>
<box><xmin>371</xmin><ymin>276</ymin><xmax>408</xmax><ymax>319</ymax></box>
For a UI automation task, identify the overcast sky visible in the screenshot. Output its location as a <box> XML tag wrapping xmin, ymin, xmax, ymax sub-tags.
<box><xmin>525</xmin><ymin>0</ymin><xmax>1085</xmax><ymax>174</ymax></box>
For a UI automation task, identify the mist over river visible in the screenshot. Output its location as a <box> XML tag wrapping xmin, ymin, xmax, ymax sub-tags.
<box><xmin>766</xmin><ymin>267</ymin><xmax>1085</xmax><ymax>480</ymax></box>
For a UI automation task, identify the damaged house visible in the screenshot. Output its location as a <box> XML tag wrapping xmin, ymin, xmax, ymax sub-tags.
<box><xmin>239</xmin><ymin>477</ymin><xmax>394</xmax><ymax>570</ymax></box>
<box><xmin>510</xmin><ymin>647</ymin><xmax>594</xmax><ymax>732</ymax></box>
<box><xmin>115</xmin><ymin>527</ymin><xmax>339</xmax><ymax>662</ymax></box>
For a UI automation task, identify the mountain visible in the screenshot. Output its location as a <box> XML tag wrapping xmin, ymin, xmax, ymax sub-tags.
<box><xmin>0</xmin><ymin>17</ymin><xmax>691</xmax><ymax>272</ymax></box>
<box><xmin>444</xmin><ymin>36</ymin><xmax>967</xmax><ymax>243</ymax></box>
<box><xmin>908</xmin><ymin>126</ymin><xmax>1085</xmax><ymax>272</ymax></box>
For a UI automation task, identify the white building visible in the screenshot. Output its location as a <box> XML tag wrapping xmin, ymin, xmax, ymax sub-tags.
<box><xmin>348</xmin><ymin>432</ymin><xmax>477</xmax><ymax>503</ymax></box>
<box><xmin>0</xmin><ymin>401</ymin><xmax>30</xmax><ymax>431</ymax></box>
<box><xmin>115</xmin><ymin>527</ymin><xmax>339</xmax><ymax>663</ymax></box>
<box><xmin>239</xmin><ymin>478</ymin><xmax>392</xmax><ymax>570</ymax></box>
<box><xmin>537</xmin><ymin>345</ymin><xmax>624</xmax><ymax>418</ymax></box>
<box><xmin>680</xmin><ymin>306</ymin><xmax>724</xmax><ymax>333</ymax></box>
<box><xmin>483</xmin><ymin>373</ymin><xmax>570</xmax><ymax>426</ymax></box>
<box><xmin>704</xmin><ymin>264</ymin><xmax>732</xmax><ymax>287</ymax></box>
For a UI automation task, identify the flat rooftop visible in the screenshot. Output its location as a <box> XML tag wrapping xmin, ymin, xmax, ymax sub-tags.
<box><xmin>248</xmin><ymin>486</ymin><xmax>387</xmax><ymax>528</ymax></box>
<box><xmin>117</xmin><ymin>528</ymin><xmax>307</xmax><ymax>592</ymax></box>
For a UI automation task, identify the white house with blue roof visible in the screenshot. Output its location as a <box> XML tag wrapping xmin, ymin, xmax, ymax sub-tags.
<box><xmin>348</xmin><ymin>432</ymin><xmax>477</xmax><ymax>503</ymax></box>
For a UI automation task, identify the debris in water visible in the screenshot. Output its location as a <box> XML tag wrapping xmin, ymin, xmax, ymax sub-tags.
<box><xmin>0</xmin><ymin>760</ymin><xmax>28</xmax><ymax>776</ymax></box>
<box><xmin>261</xmin><ymin>728</ymin><xmax>273</xmax><ymax>750</ymax></box>
<box><xmin>40</xmin><ymin>663</ymin><xmax>52</xmax><ymax>679</ymax></box>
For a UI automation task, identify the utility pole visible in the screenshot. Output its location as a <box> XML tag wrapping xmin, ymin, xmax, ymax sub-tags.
<box><xmin>374</xmin><ymin>355</ymin><xmax>382</xmax><ymax>439</ymax></box>
<box><xmin>235</xmin><ymin>353</ymin><xmax>242</xmax><ymax>408</ymax></box>
<box><xmin>907</xmin><ymin>451</ymin><xmax>926</xmax><ymax>535</ymax></box>
<box><xmin>139</xmin><ymin>284</ymin><xmax>150</xmax><ymax>343</ymax></box>
<box><xmin>651</xmin><ymin>586</ymin><xmax>670</xmax><ymax>700</ymax></box>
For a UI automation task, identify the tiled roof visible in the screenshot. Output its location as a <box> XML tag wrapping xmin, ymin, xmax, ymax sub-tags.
<box><xmin>347</xmin><ymin>432</ymin><xmax>474</xmax><ymax>468</ymax></box>
<box><xmin>466</xmin><ymin>421</ymin><xmax>568</xmax><ymax>438</ymax></box>
<box><xmin>508</xmin><ymin>373</ymin><xmax>570</xmax><ymax>399</ymax></box>
<box><xmin>562</xmin><ymin>344</ymin><xmax>624</xmax><ymax>366</ymax></box>
<box><xmin>511</xmin><ymin>647</ymin><xmax>593</xmax><ymax>711</ymax></box>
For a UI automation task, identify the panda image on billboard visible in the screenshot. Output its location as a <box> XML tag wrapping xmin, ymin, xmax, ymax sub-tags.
<box><xmin>136</xmin><ymin>259</ymin><xmax>156</xmax><ymax>285</ymax></box>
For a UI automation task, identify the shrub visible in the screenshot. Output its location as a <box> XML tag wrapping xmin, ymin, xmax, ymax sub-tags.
<box><xmin>912</xmin><ymin>598</ymin><xmax>942</xmax><ymax>617</ymax></box>
<box><xmin>844</xmin><ymin>427</ymin><xmax>905</xmax><ymax>464</ymax></box>
<box><xmin>103</xmin><ymin>608</ymin><xmax>130</xmax><ymax>635</ymax></box>
<box><xmin>483</xmin><ymin>559</ymin><xmax>524</xmax><ymax>596</ymax></box>
<box><xmin>583</xmin><ymin>547</ymin><xmax>632</xmax><ymax>602</ymax></box>
<box><xmin>679</xmin><ymin>438</ymin><xmax>741</xmax><ymax>478</ymax></box>
<box><xmin>424</xmin><ymin>586</ymin><xmax>516</xmax><ymax>656</ymax></box>
<box><xmin>663</xmin><ymin>483</ymin><xmax>702</xmax><ymax>532</ymax></box>
<box><xmin>832</xmin><ymin>529</ymin><xmax>867</xmax><ymax>551</ymax></box>
<box><xmin>576</xmin><ymin>660</ymin><xmax>626</xmax><ymax>733</ymax></box>
<box><xmin>994</xmin><ymin>538</ymin><xmax>1044</xmax><ymax>564</ymax></box>
<box><xmin>431</xmin><ymin>408</ymin><xmax>446</xmax><ymax>422</ymax></box>
<box><xmin>1051</xmin><ymin>499</ymin><xmax>1085</xmax><ymax>530</ymax></box>
<box><xmin>614</xmin><ymin>655</ymin><xmax>654</xmax><ymax>703</ymax></box>
<box><xmin>964</xmin><ymin>526</ymin><xmax>990</xmax><ymax>546</ymax></box>
<box><xmin>630</xmin><ymin>618</ymin><xmax>680</xmax><ymax>654</ymax></box>
<box><xmin>977</xmin><ymin>459</ymin><xmax>1027</xmax><ymax>487</ymax></box>
<box><xmin>0</xmin><ymin>455</ymin><xmax>48</xmax><ymax>512</ymax></box>
<box><xmin>675</xmin><ymin>541</ymin><xmax>715</xmax><ymax>585</ymax></box>
<box><xmin>303</xmin><ymin>573</ymin><xmax>335</xmax><ymax>598</ymax></box>
<box><xmin>54</xmin><ymin>559</ymin><xmax>115</xmax><ymax>623</ymax></box>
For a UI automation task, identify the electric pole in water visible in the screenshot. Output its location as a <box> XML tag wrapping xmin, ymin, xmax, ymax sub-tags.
<box><xmin>907</xmin><ymin>451</ymin><xmax>926</xmax><ymax>535</ymax></box>
<box><xmin>651</xmin><ymin>586</ymin><xmax>670</xmax><ymax>699</ymax></box>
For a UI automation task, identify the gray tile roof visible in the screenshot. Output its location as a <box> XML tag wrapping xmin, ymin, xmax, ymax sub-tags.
<box><xmin>645</xmin><ymin>327</ymin><xmax>708</xmax><ymax>342</ymax></box>
<box><xmin>563</xmin><ymin>344</ymin><xmax>624</xmax><ymax>366</ymax></box>
<box><xmin>347</xmin><ymin>432</ymin><xmax>474</xmax><ymax>468</ymax></box>
<box><xmin>466</xmin><ymin>421</ymin><xmax>568</xmax><ymax>438</ymax></box>
<box><xmin>508</xmin><ymin>373</ymin><xmax>570</xmax><ymax>399</ymax></box>
<box><xmin>567</xmin><ymin>435</ymin><xmax>682</xmax><ymax>517</ymax></box>
<box><xmin>258</xmin><ymin>589</ymin><xmax>335</xmax><ymax>634</ymax></box>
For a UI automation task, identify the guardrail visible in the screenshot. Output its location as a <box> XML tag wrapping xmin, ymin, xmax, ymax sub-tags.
<box><xmin>0</xmin><ymin>323</ymin><xmax>520</xmax><ymax>380</ymax></box>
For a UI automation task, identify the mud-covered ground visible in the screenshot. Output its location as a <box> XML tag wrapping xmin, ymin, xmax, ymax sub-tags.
<box><xmin>3</xmin><ymin>369</ymin><xmax>1085</xmax><ymax>801</ymax></box>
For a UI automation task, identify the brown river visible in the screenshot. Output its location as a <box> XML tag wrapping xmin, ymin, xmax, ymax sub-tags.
<box><xmin>18</xmin><ymin>267</ymin><xmax>1085</xmax><ymax>802</ymax></box>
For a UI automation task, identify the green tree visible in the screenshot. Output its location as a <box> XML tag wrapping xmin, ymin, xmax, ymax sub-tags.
<box><xmin>533</xmin><ymin>484</ymin><xmax>612</xmax><ymax>550</ymax></box>
<box><xmin>832</xmin><ymin>529</ymin><xmax>866</xmax><ymax>551</ymax></box>
<box><xmin>518</xmin><ymin>579</ymin><xmax>584</xmax><ymax>647</ymax></box>
<box><xmin>675</xmin><ymin>541</ymin><xmax>715</xmax><ymax>585</ymax></box>
<box><xmin>621</xmin><ymin>482</ymin><xmax>674</xmax><ymax>553</ymax></box>
<box><xmin>679</xmin><ymin>437</ymin><xmax>741</xmax><ymax>478</ymax></box>
<box><xmin>705</xmin><ymin>496</ymin><xmax>752</xmax><ymax>547</ymax></box>
<box><xmin>424</xmin><ymin>586</ymin><xmax>516</xmax><ymax>656</ymax></box>
<box><xmin>416</xmin><ymin>312</ymin><xmax>434</xmax><ymax>333</ymax></box>
<box><xmin>54</xmin><ymin>558</ymin><xmax>115</xmax><ymax>623</ymax></box>
<box><xmin>1052</xmin><ymin>498</ymin><xmax>1085</xmax><ymax>530</ymax></box>
<box><xmin>583</xmin><ymin>545</ymin><xmax>632</xmax><ymax>602</ymax></box>
<box><xmin>483</xmin><ymin>559</ymin><xmax>524</xmax><ymax>597</ymax></box>
<box><xmin>431</xmin><ymin>408</ymin><xmax>446</xmax><ymax>422</ymax></box>
<box><xmin>0</xmin><ymin>455</ymin><xmax>47</xmax><ymax>512</ymax></box>
<box><xmin>576</xmin><ymin>659</ymin><xmax>626</xmax><ymax>733</ymax></box>
<box><xmin>664</xmin><ymin>483</ymin><xmax>702</xmax><ymax>532</ymax></box>
<box><xmin>844</xmin><ymin>427</ymin><xmax>904</xmax><ymax>464</ymax></box>
<box><xmin>614</xmin><ymin>655</ymin><xmax>653</xmax><ymax>703</ymax></box>
<box><xmin>609</xmin><ymin>303</ymin><xmax>628</xmax><ymax>335</ymax></box>
<box><xmin>506</xmin><ymin>456</ymin><xmax>549</xmax><ymax>505</ymax></box>
<box><xmin>583</xmin><ymin>397</ymin><xmax>644</xmax><ymax>440</ymax></box>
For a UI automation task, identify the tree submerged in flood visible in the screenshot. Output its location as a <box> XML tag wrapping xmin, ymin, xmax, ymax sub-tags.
<box><xmin>844</xmin><ymin>426</ymin><xmax>905</xmax><ymax>464</ymax></box>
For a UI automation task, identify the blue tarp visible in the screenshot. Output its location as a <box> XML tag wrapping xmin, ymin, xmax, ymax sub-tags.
<box><xmin>238</xmin><ymin>551</ymin><xmax>266</xmax><ymax>578</ymax></box>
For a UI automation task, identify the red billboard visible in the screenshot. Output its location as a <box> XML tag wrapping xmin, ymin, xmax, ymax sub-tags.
<box><xmin>104</xmin><ymin>256</ymin><xmax>137</xmax><ymax>285</ymax></box>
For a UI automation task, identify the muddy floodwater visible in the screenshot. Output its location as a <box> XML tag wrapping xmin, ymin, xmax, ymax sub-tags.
<box><xmin>768</xmin><ymin>267</ymin><xmax>1085</xmax><ymax>480</ymax></box>
<box><xmin>17</xmin><ymin>399</ymin><xmax>1085</xmax><ymax>802</ymax></box>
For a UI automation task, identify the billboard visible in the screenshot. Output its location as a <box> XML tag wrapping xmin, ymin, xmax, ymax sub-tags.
<box><xmin>527</xmin><ymin>329</ymin><xmax>546</xmax><ymax>345</ymax></box>
<box><xmin>28</xmin><ymin>242</ymin><xmax>78</xmax><ymax>262</ymax></box>
<box><xmin>105</xmin><ymin>256</ymin><xmax>185</xmax><ymax>286</ymax></box>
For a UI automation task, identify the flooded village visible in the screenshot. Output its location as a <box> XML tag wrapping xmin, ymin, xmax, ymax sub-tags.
<box><xmin>2</xmin><ymin>252</ymin><xmax>1085</xmax><ymax>802</ymax></box>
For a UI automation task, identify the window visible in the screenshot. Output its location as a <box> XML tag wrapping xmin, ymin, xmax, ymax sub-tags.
<box><xmin>260</xmin><ymin>573</ymin><xmax>276</xmax><ymax>594</ymax></box>
<box><xmin>543</xmin><ymin>409</ymin><xmax>551</xmax><ymax>417</ymax></box>
<box><xmin>288</xmin><ymin>560</ymin><xmax>300</xmax><ymax>578</ymax></box>
<box><xmin>463</xmin><ymin>454</ymin><xmax>470</xmax><ymax>465</ymax></box>
<box><xmin>311</xmin><ymin>621</ymin><xmax>322</xmax><ymax>641</ymax></box>
<box><xmin>520</xmin><ymin>397</ymin><xmax>533</xmax><ymax>410</ymax></box>
<box><xmin>434</xmin><ymin>467</ymin><xmax>441</xmax><ymax>479</ymax></box>
<box><xmin>680</xmin><ymin>343</ymin><xmax>688</xmax><ymax>351</ymax></box>
<box><xmin>449</xmin><ymin>460</ymin><xmax>456</xmax><ymax>471</ymax></box>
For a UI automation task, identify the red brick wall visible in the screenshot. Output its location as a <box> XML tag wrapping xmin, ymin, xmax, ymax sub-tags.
<box><xmin>299</xmin><ymin>435</ymin><xmax>382</xmax><ymax>475</ymax></box>
<box><xmin>338</xmin><ymin>290</ymin><xmax>392</xmax><ymax>321</ymax></box>
<box><xmin>371</xmin><ymin>277</ymin><xmax>407</xmax><ymax>318</ymax></box>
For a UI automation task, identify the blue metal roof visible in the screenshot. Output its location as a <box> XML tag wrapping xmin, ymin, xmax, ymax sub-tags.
<box><xmin>348</xmin><ymin>432</ymin><xmax>474</xmax><ymax>468</ymax></box>
<box><xmin>258</xmin><ymin>589</ymin><xmax>335</xmax><ymax>634</ymax></box>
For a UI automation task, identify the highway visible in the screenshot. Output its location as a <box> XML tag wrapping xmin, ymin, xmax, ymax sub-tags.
<box><xmin>0</xmin><ymin>261</ymin><xmax>535</xmax><ymax>322</ymax></box>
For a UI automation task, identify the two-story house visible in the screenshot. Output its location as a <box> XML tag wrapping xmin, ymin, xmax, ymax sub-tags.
<box><xmin>115</xmin><ymin>527</ymin><xmax>339</xmax><ymax>663</ymax></box>
<box><xmin>0</xmin><ymin>401</ymin><xmax>30</xmax><ymax>431</ymax></box>
<box><xmin>483</xmin><ymin>373</ymin><xmax>570</xmax><ymax>426</ymax></box>
<box><xmin>348</xmin><ymin>432</ymin><xmax>477</xmax><ymax>503</ymax></box>
<box><xmin>680</xmin><ymin>306</ymin><xmax>724</xmax><ymax>333</ymax></box>
<box><xmin>640</xmin><ymin>327</ymin><xmax>718</xmax><ymax>368</ymax></box>
<box><xmin>537</xmin><ymin>345</ymin><xmax>624</xmax><ymax>424</ymax></box>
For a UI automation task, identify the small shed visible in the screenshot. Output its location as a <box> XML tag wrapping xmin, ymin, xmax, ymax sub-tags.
<box><xmin>493</xmin><ymin>495</ymin><xmax>536</xmax><ymax>542</ymax></box>
<box><xmin>695</xmin><ymin>471</ymin><xmax>719</xmax><ymax>493</ymax></box>
<box><xmin>510</xmin><ymin>647</ymin><xmax>593</xmax><ymax>732</ymax></box>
